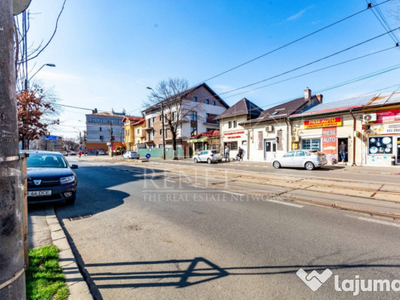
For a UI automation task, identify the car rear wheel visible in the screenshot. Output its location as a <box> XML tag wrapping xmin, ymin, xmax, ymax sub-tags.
<box><xmin>194</xmin><ymin>158</ymin><xmax>198</xmax><ymax>163</ymax></box>
<box><xmin>273</xmin><ymin>161</ymin><xmax>281</xmax><ymax>169</ymax></box>
<box><xmin>207</xmin><ymin>158</ymin><xmax>212</xmax><ymax>164</ymax></box>
<box><xmin>305</xmin><ymin>162</ymin><xmax>315</xmax><ymax>170</ymax></box>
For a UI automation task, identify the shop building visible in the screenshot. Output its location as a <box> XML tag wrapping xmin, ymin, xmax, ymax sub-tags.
<box><xmin>360</xmin><ymin>92</ymin><xmax>400</xmax><ymax>166</ymax></box>
<box><xmin>241</xmin><ymin>88</ymin><xmax>322</xmax><ymax>162</ymax></box>
<box><xmin>289</xmin><ymin>97</ymin><xmax>369</xmax><ymax>165</ymax></box>
<box><xmin>188</xmin><ymin>130</ymin><xmax>220</xmax><ymax>153</ymax></box>
<box><xmin>216</xmin><ymin>98</ymin><xmax>263</xmax><ymax>160</ymax></box>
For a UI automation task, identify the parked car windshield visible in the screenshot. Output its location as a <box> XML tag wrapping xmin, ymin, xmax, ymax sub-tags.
<box><xmin>27</xmin><ymin>154</ymin><xmax>68</xmax><ymax>168</ymax></box>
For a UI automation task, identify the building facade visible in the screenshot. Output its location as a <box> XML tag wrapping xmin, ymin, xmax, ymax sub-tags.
<box><xmin>241</xmin><ymin>88</ymin><xmax>322</xmax><ymax>162</ymax></box>
<box><xmin>123</xmin><ymin>116</ymin><xmax>145</xmax><ymax>151</ymax></box>
<box><xmin>142</xmin><ymin>83</ymin><xmax>229</xmax><ymax>158</ymax></box>
<box><xmin>85</xmin><ymin>109</ymin><xmax>125</xmax><ymax>153</ymax></box>
<box><xmin>217</xmin><ymin>98</ymin><xmax>263</xmax><ymax>160</ymax></box>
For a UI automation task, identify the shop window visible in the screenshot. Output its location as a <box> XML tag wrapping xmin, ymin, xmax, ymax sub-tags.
<box><xmin>302</xmin><ymin>139</ymin><xmax>321</xmax><ymax>151</ymax></box>
<box><xmin>225</xmin><ymin>141</ymin><xmax>238</xmax><ymax>150</ymax></box>
<box><xmin>369</xmin><ymin>137</ymin><xmax>392</xmax><ymax>154</ymax></box>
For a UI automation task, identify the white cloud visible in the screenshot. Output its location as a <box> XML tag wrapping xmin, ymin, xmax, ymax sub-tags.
<box><xmin>286</xmin><ymin>6</ymin><xmax>314</xmax><ymax>22</ymax></box>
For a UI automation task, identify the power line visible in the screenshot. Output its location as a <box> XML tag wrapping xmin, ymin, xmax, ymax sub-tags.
<box><xmin>223</xmin><ymin>45</ymin><xmax>396</xmax><ymax>100</ymax></box>
<box><xmin>196</xmin><ymin>0</ymin><xmax>392</xmax><ymax>84</ymax></box>
<box><xmin>218</xmin><ymin>28</ymin><xmax>399</xmax><ymax>97</ymax></box>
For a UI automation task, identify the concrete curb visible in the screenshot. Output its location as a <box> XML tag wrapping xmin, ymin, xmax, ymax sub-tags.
<box><xmin>44</xmin><ymin>208</ymin><xmax>93</xmax><ymax>300</ymax></box>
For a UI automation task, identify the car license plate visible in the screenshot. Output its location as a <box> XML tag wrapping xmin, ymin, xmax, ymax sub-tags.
<box><xmin>28</xmin><ymin>190</ymin><xmax>52</xmax><ymax>197</ymax></box>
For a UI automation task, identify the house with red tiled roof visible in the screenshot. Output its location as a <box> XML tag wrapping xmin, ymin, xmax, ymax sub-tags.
<box><xmin>188</xmin><ymin>129</ymin><xmax>220</xmax><ymax>154</ymax></box>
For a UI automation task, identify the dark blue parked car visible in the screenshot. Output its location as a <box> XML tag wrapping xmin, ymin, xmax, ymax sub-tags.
<box><xmin>25</xmin><ymin>151</ymin><xmax>78</xmax><ymax>205</ymax></box>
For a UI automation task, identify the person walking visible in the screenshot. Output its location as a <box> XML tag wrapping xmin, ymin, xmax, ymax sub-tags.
<box><xmin>238</xmin><ymin>146</ymin><xmax>243</xmax><ymax>161</ymax></box>
<box><xmin>339</xmin><ymin>141</ymin><xmax>346</xmax><ymax>162</ymax></box>
<box><xmin>224</xmin><ymin>145</ymin><xmax>230</xmax><ymax>162</ymax></box>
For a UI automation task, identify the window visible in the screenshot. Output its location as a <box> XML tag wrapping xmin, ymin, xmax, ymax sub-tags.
<box><xmin>148</xmin><ymin>119</ymin><xmax>152</xmax><ymax>127</ymax></box>
<box><xmin>173</xmin><ymin>112</ymin><xmax>177</xmax><ymax>121</ymax></box>
<box><xmin>100</xmin><ymin>135</ymin><xmax>104</xmax><ymax>142</ymax></box>
<box><xmin>228</xmin><ymin>121</ymin><xmax>232</xmax><ymax>128</ymax></box>
<box><xmin>193</xmin><ymin>97</ymin><xmax>197</xmax><ymax>102</ymax></box>
<box><xmin>153</xmin><ymin>129</ymin><xmax>156</xmax><ymax>136</ymax></box>
<box><xmin>212</xmin><ymin>101</ymin><xmax>216</xmax><ymax>106</ymax></box>
<box><xmin>233</xmin><ymin>120</ymin><xmax>237</xmax><ymax>128</ymax></box>
<box><xmin>160</xmin><ymin>115</ymin><xmax>162</xmax><ymax>121</ymax></box>
<box><xmin>284</xmin><ymin>151</ymin><xmax>295</xmax><ymax>157</ymax></box>
<box><xmin>206</xmin><ymin>113</ymin><xmax>209</xmax><ymax>118</ymax></box>
<box><xmin>152</xmin><ymin>117</ymin><xmax>156</xmax><ymax>123</ymax></box>
<box><xmin>190</xmin><ymin>111</ymin><xmax>197</xmax><ymax>121</ymax></box>
<box><xmin>137</xmin><ymin>128</ymin><xmax>140</xmax><ymax>134</ymax></box>
<box><xmin>302</xmin><ymin>139</ymin><xmax>321</xmax><ymax>151</ymax></box>
<box><xmin>160</xmin><ymin>129</ymin><xmax>163</xmax><ymax>135</ymax></box>
<box><xmin>225</xmin><ymin>141</ymin><xmax>238</xmax><ymax>150</ymax></box>
<box><xmin>191</xmin><ymin>127</ymin><xmax>197</xmax><ymax>136</ymax></box>
<box><xmin>99</xmin><ymin>127</ymin><xmax>102</xmax><ymax>132</ymax></box>
<box><xmin>369</xmin><ymin>137</ymin><xmax>392</xmax><ymax>154</ymax></box>
<box><xmin>206</xmin><ymin>99</ymin><xmax>209</xmax><ymax>104</ymax></box>
<box><xmin>296</xmin><ymin>151</ymin><xmax>305</xmax><ymax>156</ymax></box>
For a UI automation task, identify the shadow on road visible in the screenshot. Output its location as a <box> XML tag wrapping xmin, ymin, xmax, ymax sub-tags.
<box><xmin>68</xmin><ymin>258</ymin><xmax>400</xmax><ymax>290</ymax></box>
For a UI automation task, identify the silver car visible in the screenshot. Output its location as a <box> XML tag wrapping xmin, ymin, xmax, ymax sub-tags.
<box><xmin>271</xmin><ymin>150</ymin><xmax>327</xmax><ymax>170</ymax></box>
<box><xmin>193</xmin><ymin>150</ymin><xmax>222</xmax><ymax>164</ymax></box>
<box><xmin>123</xmin><ymin>151</ymin><xmax>140</xmax><ymax>159</ymax></box>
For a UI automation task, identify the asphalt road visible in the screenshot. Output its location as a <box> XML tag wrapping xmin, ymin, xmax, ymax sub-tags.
<box><xmin>56</xmin><ymin>158</ymin><xmax>400</xmax><ymax>299</ymax></box>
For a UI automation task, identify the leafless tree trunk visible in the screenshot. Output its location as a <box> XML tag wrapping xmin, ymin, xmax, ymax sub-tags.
<box><xmin>0</xmin><ymin>1</ymin><xmax>25</xmax><ymax>299</ymax></box>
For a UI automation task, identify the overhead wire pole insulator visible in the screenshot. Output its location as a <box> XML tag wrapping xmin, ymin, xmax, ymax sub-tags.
<box><xmin>0</xmin><ymin>0</ymin><xmax>26</xmax><ymax>299</ymax></box>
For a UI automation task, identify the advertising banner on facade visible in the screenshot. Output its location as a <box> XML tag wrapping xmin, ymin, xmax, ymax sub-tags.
<box><xmin>304</xmin><ymin>117</ymin><xmax>342</xmax><ymax>129</ymax></box>
<box><xmin>376</xmin><ymin>109</ymin><xmax>400</xmax><ymax>123</ymax></box>
<box><xmin>322</xmin><ymin>127</ymin><xmax>337</xmax><ymax>162</ymax></box>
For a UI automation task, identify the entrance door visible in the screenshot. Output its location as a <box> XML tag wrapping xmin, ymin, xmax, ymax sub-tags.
<box><xmin>338</xmin><ymin>138</ymin><xmax>348</xmax><ymax>163</ymax></box>
<box><xmin>265</xmin><ymin>139</ymin><xmax>277</xmax><ymax>162</ymax></box>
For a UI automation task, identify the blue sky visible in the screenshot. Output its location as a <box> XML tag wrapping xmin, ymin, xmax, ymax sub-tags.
<box><xmin>24</xmin><ymin>0</ymin><xmax>400</xmax><ymax>138</ymax></box>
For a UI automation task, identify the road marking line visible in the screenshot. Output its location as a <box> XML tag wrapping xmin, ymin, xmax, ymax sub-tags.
<box><xmin>356</xmin><ymin>217</ymin><xmax>400</xmax><ymax>228</ymax></box>
<box><xmin>220</xmin><ymin>190</ymin><xmax>245</xmax><ymax>196</ymax></box>
<box><xmin>266</xmin><ymin>199</ymin><xmax>303</xmax><ymax>208</ymax></box>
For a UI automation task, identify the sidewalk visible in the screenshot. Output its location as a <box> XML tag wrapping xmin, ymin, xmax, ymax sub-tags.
<box><xmin>28</xmin><ymin>207</ymin><xmax>92</xmax><ymax>300</ymax></box>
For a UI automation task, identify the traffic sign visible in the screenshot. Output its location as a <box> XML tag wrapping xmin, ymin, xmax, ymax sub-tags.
<box><xmin>146</xmin><ymin>153</ymin><xmax>151</xmax><ymax>159</ymax></box>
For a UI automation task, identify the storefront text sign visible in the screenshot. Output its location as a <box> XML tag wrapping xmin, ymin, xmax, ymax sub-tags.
<box><xmin>224</xmin><ymin>131</ymin><xmax>245</xmax><ymax>139</ymax></box>
<box><xmin>322</xmin><ymin>127</ymin><xmax>337</xmax><ymax>161</ymax></box>
<box><xmin>371</xmin><ymin>123</ymin><xmax>400</xmax><ymax>134</ymax></box>
<box><xmin>376</xmin><ymin>109</ymin><xmax>400</xmax><ymax>123</ymax></box>
<box><xmin>304</xmin><ymin>117</ymin><xmax>342</xmax><ymax>129</ymax></box>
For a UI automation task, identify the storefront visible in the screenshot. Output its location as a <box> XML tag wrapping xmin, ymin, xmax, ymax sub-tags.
<box><xmin>188</xmin><ymin>130</ymin><xmax>220</xmax><ymax>155</ymax></box>
<box><xmin>364</xmin><ymin>108</ymin><xmax>400</xmax><ymax>166</ymax></box>
<box><xmin>291</xmin><ymin>114</ymin><xmax>359</xmax><ymax>164</ymax></box>
<box><xmin>222</xmin><ymin>130</ymin><xmax>247</xmax><ymax>160</ymax></box>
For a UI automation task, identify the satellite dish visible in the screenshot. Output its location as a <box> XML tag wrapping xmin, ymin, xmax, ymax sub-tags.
<box><xmin>13</xmin><ymin>0</ymin><xmax>31</xmax><ymax>15</ymax></box>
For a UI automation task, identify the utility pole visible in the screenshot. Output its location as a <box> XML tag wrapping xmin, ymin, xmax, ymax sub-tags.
<box><xmin>0</xmin><ymin>0</ymin><xmax>26</xmax><ymax>299</ymax></box>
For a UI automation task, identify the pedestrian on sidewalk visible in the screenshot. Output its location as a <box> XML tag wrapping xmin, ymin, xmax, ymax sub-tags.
<box><xmin>339</xmin><ymin>141</ymin><xmax>346</xmax><ymax>162</ymax></box>
<box><xmin>238</xmin><ymin>146</ymin><xmax>244</xmax><ymax>161</ymax></box>
<box><xmin>224</xmin><ymin>145</ymin><xmax>230</xmax><ymax>162</ymax></box>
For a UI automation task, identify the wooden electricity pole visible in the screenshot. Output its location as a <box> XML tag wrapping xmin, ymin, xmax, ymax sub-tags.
<box><xmin>0</xmin><ymin>0</ymin><xmax>26</xmax><ymax>299</ymax></box>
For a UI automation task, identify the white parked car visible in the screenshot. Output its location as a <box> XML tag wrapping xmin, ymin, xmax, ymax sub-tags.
<box><xmin>123</xmin><ymin>151</ymin><xmax>140</xmax><ymax>159</ymax></box>
<box><xmin>271</xmin><ymin>150</ymin><xmax>327</xmax><ymax>170</ymax></box>
<box><xmin>193</xmin><ymin>150</ymin><xmax>222</xmax><ymax>164</ymax></box>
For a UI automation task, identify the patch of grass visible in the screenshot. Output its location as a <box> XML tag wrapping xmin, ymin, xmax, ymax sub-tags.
<box><xmin>26</xmin><ymin>245</ymin><xmax>69</xmax><ymax>300</ymax></box>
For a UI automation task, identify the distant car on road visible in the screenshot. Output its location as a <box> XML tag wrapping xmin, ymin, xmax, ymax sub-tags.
<box><xmin>271</xmin><ymin>150</ymin><xmax>327</xmax><ymax>170</ymax></box>
<box><xmin>25</xmin><ymin>151</ymin><xmax>78</xmax><ymax>205</ymax></box>
<box><xmin>68</xmin><ymin>151</ymin><xmax>77</xmax><ymax>156</ymax></box>
<box><xmin>123</xmin><ymin>151</ymin><xmax>140</xmax><ymax>159</ymax></box>
<box><xmin>193</xmin><ymin>150</ymin><xmax>222</xmax><ymax>164</ymax></box>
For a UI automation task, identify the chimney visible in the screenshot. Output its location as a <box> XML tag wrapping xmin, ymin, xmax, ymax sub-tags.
<box><xmin>304</xmin><ymin>87</ymin><xmax>311</xmax><ymax>101</ymax></box>
<box><xmin>316</xmin><ymin>94</ymin><xmax>323</xmax><ymax>103</ymax></box>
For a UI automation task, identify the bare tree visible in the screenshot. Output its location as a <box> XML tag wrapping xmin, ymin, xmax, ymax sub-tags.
<box><xmin>145</xmin><ymin>78</ymin><xmax>204</xmax><ymax>160</ymax></box>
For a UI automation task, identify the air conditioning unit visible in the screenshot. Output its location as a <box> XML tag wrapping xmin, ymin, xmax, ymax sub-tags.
<box><xmin>265</xmin><ymin>125</ymin><xmax>274</xmax><ymax>132</ymax></box>
<box><xmin>291</xmin><ymin>135</ymin><xmax>300</xmax><ymax>142</ymax></box>
<box><xmin>363</xmin><ymin>113</ymin><xmax>377</xmax><ymax>122</ymax></box>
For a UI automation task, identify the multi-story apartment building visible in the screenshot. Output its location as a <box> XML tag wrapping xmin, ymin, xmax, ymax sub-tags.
<box><xmin>85</xmin><ymin>109</ymin><xmax>125</xmax><ymax>153</ymax></box>
<box><xmin>142</xmin><ymin>83</ymin><xmax>229</xmax><ymax>157</ymax></box>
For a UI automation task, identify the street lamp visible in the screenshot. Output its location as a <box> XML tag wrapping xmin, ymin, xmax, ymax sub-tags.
<box><xmin>26</xmin><ymin>63</ymin><xmax>56</xmax><ymax>89</ymax></box>
<box><xmin>147</xmin><ymin>86</ymin><xmax>166</xmax><ymax>160</ymax></box>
